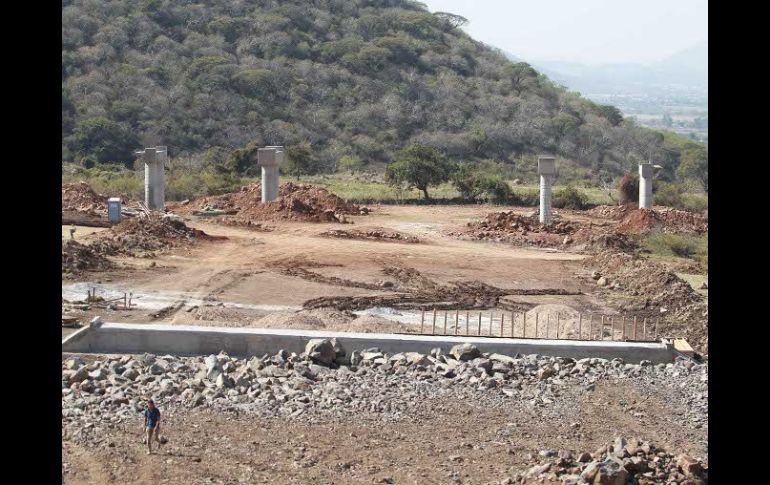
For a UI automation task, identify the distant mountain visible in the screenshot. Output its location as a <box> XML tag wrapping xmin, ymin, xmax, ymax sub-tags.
<box><xmin>504</xmin><ymin>41</ymin><xmax>708</xmax><ymax>95</ymax></box>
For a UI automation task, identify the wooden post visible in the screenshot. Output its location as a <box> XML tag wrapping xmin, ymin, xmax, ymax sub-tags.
<box><xmin>478</xmin><ymin>312</ymin><xmax>482</xmax><ymax>335</ymax></box>
<box><xmin>123</xmin><ymin>293</ymin><xmax>127</xmax><ymax>309</ymax></box>
<box><xmin>455</xmin><ymin>310</ymin><xmax>459</xmax><ymax>335</ymax></box>
<box><xmin>523</xmin><ymin>312</ymin><xmax>527</xmax><ymax>338</ymax></box>
<box><xmin>511</xmin><ymin>311</ymin><xmax>515</xmax><ymax>338</ymax></box>
<box><xmin>500</xmin><ymin>312</ymin><xmax>505</xmax><ymax>337</ymax></box>
<box><xmin>420</xmin><ymin>310</ymin><xmax>425</xmax><ymax>334</ymax></box>
<box><xmin>556</xmin><ymin>313</ymin><xmax>560</xmax><ymax>339</ymax></box>
<box><xmin>466</xmin><ymin>311</ymin><xmax>469</xmax><ymax>335</ymax></box>
<box><xmin>600</xmin><ymin>315</ymin><xmax>605</xmax><ymax>340</ymax></box>
<box><xmin>578</xmin><ymin>314</ymin><xmax>582</xmax><ymax>340</ymax></box>
<box><xmin>621</xmin><ymin>316</ymin><xmax>626</xmax><ymax>340</ymax></box>
<box><xmin>610</xmin><ymin>317</ymin><xmax>615</xmax><ymax>341</ymax></box>
<box><xmin>432</xmin><ymin>308</ymin><xmax>437</xmax><ymax>335</ymax></box>
<box><xmin>535</xmin><ymin>313</ymin><xmax>539</xmax><ymax>339</ymax></box>
<box><xmin>589</xmin><ymin>314</ymin><xmax>593</xmax><ymax>340</ymax></box>
<box><xmin>128</xmin><ymin>292</ymin><xmax>132</xmax><ymax>308</ymax></box>
<box><xmin>655</xmin><ymin>318</ymin><xmax>659</xmax><ymax>339</ymax></box>
<box><xmin>643</xmin><ymin>317</ymin><xmax>647</xmax><ymax>340</ymax></box>
<box><xmin>633</xmin><ymin>316</ymin><xmax>638</xmax><ymax>340</ymax></box>
<box><xmin>490</xmin><ymin>312</ymin><xmax>494</xmax><ymax>337</ymax></box>
<box><xmin>443</xmin><ymin>311</ymin><xmax>448</xmax><ymax>334</ymax></box>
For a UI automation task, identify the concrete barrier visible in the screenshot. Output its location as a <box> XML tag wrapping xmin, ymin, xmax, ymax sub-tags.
<box><xmin>62</xmin><ymin>322</ymin><xmax>678</xmax><ymax>363</ymax></box>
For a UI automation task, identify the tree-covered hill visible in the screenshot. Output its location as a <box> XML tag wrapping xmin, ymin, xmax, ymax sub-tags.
<box><xmin>62</xmin><ymin>0</ymin><xmax>700</xmax><ymax>182</ymax></box>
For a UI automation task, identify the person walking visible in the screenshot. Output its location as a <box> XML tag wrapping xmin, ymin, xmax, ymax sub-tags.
<box><xmin>143</xmin><ymin>399</ymin><xmax>162</xmax><ymax>455</ymax></box>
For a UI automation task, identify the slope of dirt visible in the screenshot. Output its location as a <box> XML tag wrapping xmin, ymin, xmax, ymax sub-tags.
<box><xmin>174</xmin><ymin>182</ymin><xmax>368</xmax><ymax>223</ymax></box>
<box><xmin>584</xmin><ymin>251</ymin><xmax>707</xmax><ymax>354</ymax></box>
<box><xmin>62</xmin><ymin>240</ymin><xmax>113</xmax><ymax>275</ymax></box>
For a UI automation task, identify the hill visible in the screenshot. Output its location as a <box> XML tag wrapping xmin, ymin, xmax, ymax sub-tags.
<box><xmin>62</xmin><ymin>0</ymin><xmax>696</xmax><ymax>182</ymax></box>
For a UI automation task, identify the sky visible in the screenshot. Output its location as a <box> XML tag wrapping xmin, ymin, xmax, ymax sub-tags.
<box><xmin>419</xmin><ymin>0</ymin><xmax>708</xmax><ymax>65</ymax></box>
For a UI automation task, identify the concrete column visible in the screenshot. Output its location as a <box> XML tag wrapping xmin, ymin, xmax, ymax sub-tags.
<box><xmin>639</xmin><ymin>162</ymin><xmax>653</xmax><ymax>209</ymax></box>
<box><xmin>257</xmin><ymin>146</ymin><xmax>283</xmax><ymax>203</ymax></box>
<box><xmin>137</xmin><ymin>146</ymin><xmax>166</xmax><ymax>210</ymax></box>
<box><xmin>537</xmin><ymin>156</ymin><xmax>556</xmax><ymax>225</ymax></box>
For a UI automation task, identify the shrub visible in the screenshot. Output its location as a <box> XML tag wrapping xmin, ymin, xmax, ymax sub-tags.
<box><xmin>618</xmin><ymin>173</ymin><xmax>639</xmax><ymax>206</ymax></box>
<box><xmin>642</xmin><ymin>232</ymin><xmax>707</xmax><ymax>261</ymax></box>
<box><xmin>553</xmin><ymin>185</ymin><xmax>589</xmax><ymax>209</ymax></box>
<box><xmin>654</xmin><ymin>182</ymin><xmax>685</xmax><ymax>208</ymax></box>
<box><xmin>475</xmin><ymin>175</ymin><xmax>512</xmax><ymax>203</ymax></box>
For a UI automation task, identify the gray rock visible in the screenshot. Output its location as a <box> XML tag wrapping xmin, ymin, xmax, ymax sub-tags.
<box><xmin>305</xmin><ymin>339</ymin><xmax>337</xmax><ymax>366</ymax></box>
<box><xmin>69</xmin><ymin>367</ymin><xmax>89</xmax><ymax>383</ymax></box>
<box><xmin>450</xmin><ymin>343</ymin><xmax>481</xmax><ymax>361</ymax></box>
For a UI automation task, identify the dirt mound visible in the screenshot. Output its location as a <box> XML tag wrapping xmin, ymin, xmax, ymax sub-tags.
<box><xmin>251</xmin><ymin>309</ymin><xmax>413</xmax><ymax>333</ymax></box>
<box><xmin>454</xmin><ymin>211</ymin><xmax>579</xmax><ymax>248</ymax></box>
<box><xmin>62</xmin><ymin>182</ymin><xmax>106</xmax><ymax>212</ymax></box>
<box><xmin>319</xmin><ymin>229</ymin><xmax>421</xmax><ymax>244</ymax></box>
<box><xmin>177</xmin><ymin>182</ymin><xmax>368</xmax><ymax>223</ymax></box>
<box><xmin>90</xmin><ymin>215</ymin><xmax>219</xmax><ymax>256</ymax></box>
<box><xmin>616</xmin><ymin>208</ymin><xmax>708</xmax><ymax>235</ymax></box>
<box><xmin>62</xmin><ymin>240</ymin><xmax>113</xmax><ymax>275</ymax></box>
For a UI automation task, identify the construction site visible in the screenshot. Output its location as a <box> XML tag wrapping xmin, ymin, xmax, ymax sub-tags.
<box><xmin>62</xmin><ymin>150</ymin><xmax>708</xmax><ymax>484</ymax></box>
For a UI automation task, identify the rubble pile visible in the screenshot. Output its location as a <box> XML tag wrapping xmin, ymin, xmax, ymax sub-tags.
<box><xmin>62</xmin><ymin>343</ymin><xmax>707</xmax><ymax>444</ymax></box>
<box><xmin>61</xmin><ymin>240</ymin><xmax>114</xmax><ymax>275</ymax></box>
<box><xmin>319</xmin><ymin>229</ymin><xmax>421</xmax><ymax>244</ymax></box>
<box><xmin>62</xmin><ymin>182</ymin><xmax>106</xmax><ymax>212</ymax></box>
<box><xmin>89</xmin><ymin>215</ymin><xmax>217</xmax><ymax>257</ymax></box>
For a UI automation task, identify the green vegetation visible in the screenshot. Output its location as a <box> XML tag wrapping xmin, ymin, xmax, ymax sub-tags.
<box><xmin>642</xmin><ymin>232</ymin><xmax>708</xmax><ymax>270</ymax></box>
<box><xmin>62</xmin><ymin>0</ymin><xmax>705</xmax><ymax>186</ymax></box>
<box><xmin>553</xmin><ymin>185</ymin><xmax>589</xmax><ymax>210</ymax></box>
<box><xmin>385</xmin><ymin>143</ymin><xmax>452</xmax><ymax>199</ymax></box>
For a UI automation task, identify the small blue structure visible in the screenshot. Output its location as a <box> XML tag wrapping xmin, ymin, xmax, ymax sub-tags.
<box><xmin>108</xmin><ymin>197</ymin><xmax>122</xmax><ymax>224</ymax></box>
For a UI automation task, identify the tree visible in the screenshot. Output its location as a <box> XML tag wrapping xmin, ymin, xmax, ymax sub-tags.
<box><xmin>385</xmin><ymin>143</ymin><xmax>451</xmax><ymax>199</ymax></box>
<box><xmin>598</xmin><ymin>105</ymin><xmax>624</xmax><ymax>127</ymax></box>
<box><xmin>677</xmin><ymin>147</ymin><xmax>708</xmax><ymax>192</ymax></box>
<box><xmin>70</xmin><ymin>117</ymin><xmax>139</xmax><ymax>167</ymax></box>
<box><xmin>433</xmin><ymin>12</ymin><xmax>468</xmax><ymax>29</ymax></box>
<box><xmin>506</xmin><ymin>62</ymin><xmax>538</xmax><ymax>95</ymax></box>
<box><xmin>285</xmin><ymin>142</ymin><xmax>317</xmax><ymax>178</ymax></box>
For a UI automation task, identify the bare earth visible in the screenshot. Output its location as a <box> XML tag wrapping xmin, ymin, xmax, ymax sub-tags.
<box><xmin>62</xmin><ymin>204</ymin><xmax>707</xmax><ymax>483</ymax></box>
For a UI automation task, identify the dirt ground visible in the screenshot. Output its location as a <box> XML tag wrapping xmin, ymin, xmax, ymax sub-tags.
<box><xmin>62</xmin><ymin>377</ymin><xmax>705</xmax><ymax>485</ymax></box>
<box><xmin>63</xmin><ymin>205</ymin><xmax>614</xmax><ymax>327</ymax></box>
<box><xmin>62</xmin><ymin>202</ymin><xmax>707</xmax><ymax>483</ymax></box>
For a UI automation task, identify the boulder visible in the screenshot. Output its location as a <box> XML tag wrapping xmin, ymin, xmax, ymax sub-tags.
<box><xmin>450</xmin><ymin>343</ymin><xmax>481</xmax><ymax>361</ymax></box>
<box><xmin>305</xmin><ymin>339</ymin><xmax>337</xmax><ymax>366</ymax></box>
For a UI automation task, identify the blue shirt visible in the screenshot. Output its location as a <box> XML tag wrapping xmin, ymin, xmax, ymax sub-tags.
<box><xmin>145</xmin><ymin>408</ymin><xmax>160</xmax><ymax>428</ymax></box>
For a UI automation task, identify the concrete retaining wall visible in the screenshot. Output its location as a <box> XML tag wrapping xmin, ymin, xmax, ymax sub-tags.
<box><xmin>62</xmin><ymin>322</ymin><xmax>677</xmax><ymax>364</ymax></box>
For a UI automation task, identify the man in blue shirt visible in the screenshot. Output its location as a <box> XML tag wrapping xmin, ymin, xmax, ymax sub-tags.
<box><xmin>143</xmin><ymin>399</ymin><xmax>162</xmax><ymax>455</ymax></box>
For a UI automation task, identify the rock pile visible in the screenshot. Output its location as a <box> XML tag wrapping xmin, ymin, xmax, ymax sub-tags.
<box><xmin>512</xmin><ymin>437</ymin><xmax>708</xmax><ymax>484</ymax></box>
<box><xmin>62</xmin><ymin>343</ymin><xmax>707</xmax><ymax>448</ymax></box>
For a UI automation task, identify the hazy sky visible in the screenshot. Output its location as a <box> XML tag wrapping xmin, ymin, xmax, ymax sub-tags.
<box><xmin>420</xmin><ymin>0</ymin><xmax>708</xmax><ymax>65</ymax></box>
